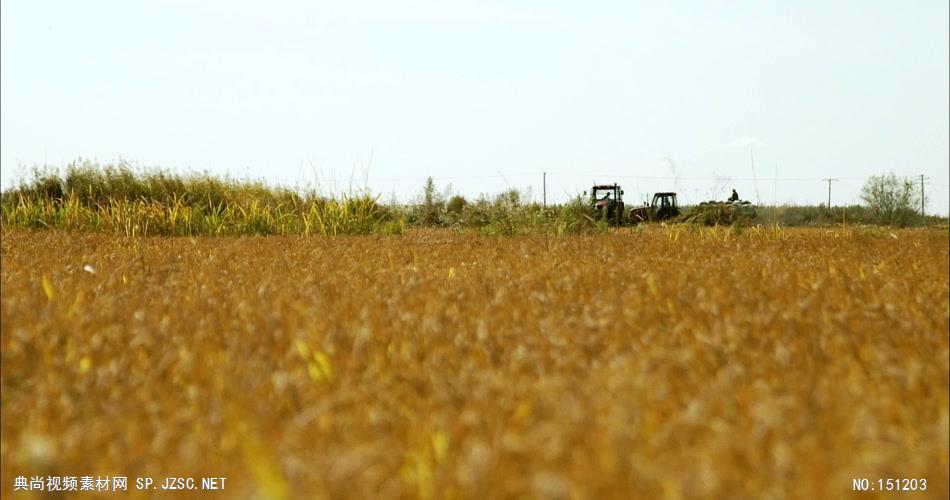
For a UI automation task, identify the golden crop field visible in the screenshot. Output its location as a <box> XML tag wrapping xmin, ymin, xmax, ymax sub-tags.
<box><xmin>1</xmin><ymin>226</ymin><xmax>948</xmax><ymax>499</ymax></box>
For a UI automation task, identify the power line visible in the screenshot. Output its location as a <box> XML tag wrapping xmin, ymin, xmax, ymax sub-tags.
<box><xmin>263</xmin><ymin>170</ymin><xmax>944</xmax><ymax>188</ymax></box>
<box><xmin>268</xmin><ymin>172</ymin><xmax>541</xmax><ymax>185</ymax></box>
<box><xmin>544</xmin><ymin>172</ymin><xmax>880</xmax><ymax>182</ymax></box>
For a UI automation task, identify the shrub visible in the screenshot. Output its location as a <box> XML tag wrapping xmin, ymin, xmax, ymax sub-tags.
<box><xmin>860</xmin><ymin>173</ymin><xmax>920</xmax><ymax>227</ymax></box>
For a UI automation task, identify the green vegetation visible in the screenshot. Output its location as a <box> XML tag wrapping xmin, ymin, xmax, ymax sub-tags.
<box><xmin>750</xmin><ymin>204</ymin><xmax>943</xmax><ymax>227</ymax></box>
<box><xmin>402</xmin><ymin>178</ymin><xmax>604</xmax><ymax>235</ymax></box>
<box><xmin>859</xmin><ymin>173</ymin><xmax>923</xmax><ymax>227</ymax></box>
<box><xmin>0</xmin><ymin>166</ymin><xmax>604</xmax><ymax>236</ymax></box>
<box><xmin>748</xmin><ymin>173</ymin><xmax>940</xmax><ymax>228</ymax></box>
<box><xmin>2</xmin><ymin>163</ymin><xmax>944</xmax><ymax>236</ymax></box>
<box><xmin>0</xmin><ymin>161</ymin><xmax>402</xmax><ymax>236</ymax></box>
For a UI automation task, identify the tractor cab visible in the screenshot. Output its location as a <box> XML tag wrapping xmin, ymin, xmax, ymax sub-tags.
<box><xmin>629</xmin><ymin>191</ymin><xmax>680</xmax><ymax>222</ymax></box>
<box><xmin>588</xmin><ymin>184</ymin><xmax>625</xmax><ymax>225</ymax></box>
<box><xmin>651</xmin><ymin>192</ymin><xmax>680</xmax><ymax>220</ymax></box>
<box><xmin>590</xmin><ymin>184</ymin><xmax>623</xmax><ymax>204</ymax></box>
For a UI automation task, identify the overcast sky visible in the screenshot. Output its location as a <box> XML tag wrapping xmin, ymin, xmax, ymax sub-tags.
<box><xmin>2</xmin><ymin>1</ymin><xmax>948</xmax><ymax>212</ymax></box>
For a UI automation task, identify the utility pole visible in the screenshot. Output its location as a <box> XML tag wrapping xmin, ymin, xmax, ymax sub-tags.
<box><xmin>543</xmin><ymin>172</ymin><xmax>547</xmax><ymax>208</ymax></box>
<box><xmin>822</xmin><ymin>178</ymin><xmax>838</xmax><ymax>208</ymax></box>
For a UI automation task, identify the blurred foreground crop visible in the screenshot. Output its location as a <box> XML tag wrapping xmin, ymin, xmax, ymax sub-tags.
<box><xmin>1</xmin><ymin>226</ymin><xmax>947</xmax><ymax>498</ymax></box>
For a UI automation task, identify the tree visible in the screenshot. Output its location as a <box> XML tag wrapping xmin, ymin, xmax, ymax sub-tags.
<box><xmin>446</xmin><ymin>194</ymin><xmax>467</xmax><ymax>214</ymax></box>
<box><xmin>860</xmin><ymin>173</ymin><xmax>919</xmax><ymax>226</ymax></box>
<box><xmin>419</xmin><ymin>176</ymin><xmax>443</xmax><ymax>225</ymax></box>
<box><xmin>495</xmin><ymin>188</ymin><xmax>523</xmax><ymax>206</ymax></box>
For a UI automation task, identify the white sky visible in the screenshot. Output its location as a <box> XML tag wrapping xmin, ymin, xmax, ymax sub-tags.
<box><xmin>2</xmin><ymin>1</ymin><xmax>948</xmax><ymax>212</ymax></box>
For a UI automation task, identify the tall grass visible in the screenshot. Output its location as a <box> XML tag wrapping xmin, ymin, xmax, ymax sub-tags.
<box><xmin>1</xmin><ymin>161</ymin><xmax>403</xmax><ymax>236</ymax></box>
<box><xmin>1</xmin><ymin>162</ymin><xmax>602</xmax><ymax>236</ymax></box>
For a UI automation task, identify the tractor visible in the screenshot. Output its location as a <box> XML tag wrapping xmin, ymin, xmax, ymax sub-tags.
<box><xmin>588</xmin><ymin>184</ymin><xmax>626</xmax><ymax>225</ymax></box>
<box><xmin>629</xmin><ymin>192</ymin><xmax>680</xmax><ymax>223</ymax></box>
